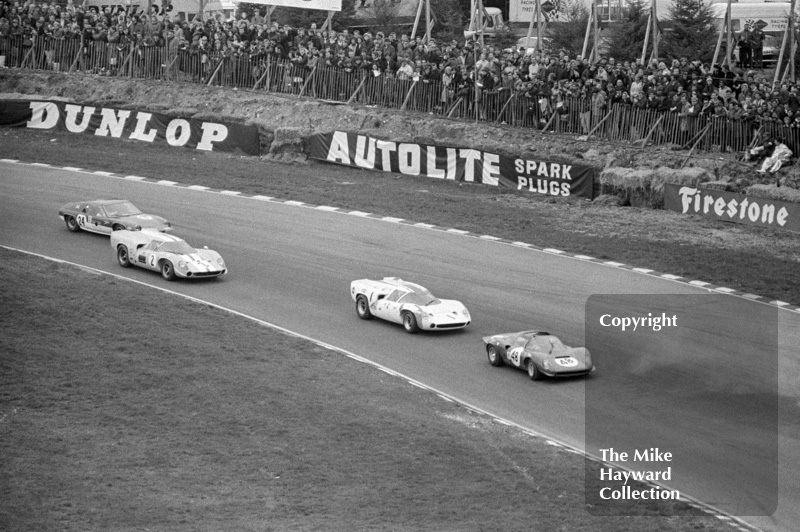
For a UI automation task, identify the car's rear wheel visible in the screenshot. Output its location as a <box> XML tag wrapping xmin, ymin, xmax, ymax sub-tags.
<box><xmin>402</xmin><ymin>311</ymin><xmax>419</xmax><ymax>334</ymax></box>
<box><xmin>161</xmin><ymin>260</ymin><xmax>176</xmax><ymax>281</ymax></box>
<box><xmin>527</xmin><ymin>359</ymin><xmax>542</xmax><ymax>381</ymax></box>
<box><xmin>65</xmin><ymin>216</ymin><xmax>80</xmax><ymax>232</ymax></box>
<box><xmin>112</xmin><ymin>224</ymin><xmax>126</xmax><ymax>231</ymax></box>
<box><xmin>355</xmin><ymin>295</ymin><xmax>373</xmax><ymax>320</ymax></box>
<box><xmin>487</xmin><ymin>345</ymin><xmax>504</xmax><ymax>367</ymax></box>
<box><xmin>117</xmin><ymin>245</ymin><xmax>130</xmax><ymax>268</ymax></box>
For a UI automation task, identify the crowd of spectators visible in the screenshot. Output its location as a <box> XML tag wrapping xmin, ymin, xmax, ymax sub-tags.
<box><xmin>1</xmin><ymin>0</ymin><xmax>797</xmax><ymax>130</ymax></box>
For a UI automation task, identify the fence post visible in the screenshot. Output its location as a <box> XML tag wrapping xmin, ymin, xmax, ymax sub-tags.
<box><xmin>300</xmin><ymin>64</ymin><xmax>320</xmax><ymax>98</ymax></box>
<box><xmin>253</xmin><ymin>57</ymin><xmax>271</xmax><ymax>90</ymax></box>
<box><xmin>69</xmin><ymin>35</ymin><xmax>84</xmax><ymax>73</ymax></box>
<box><xmin>206</xmin><ymin>56</ymin><xmax>225</xmax><ymax>86</ymax></box>
<box><xmin>493</xmin><ymin>93</ymin><xmax>516</xmax><ymax>125</ymax></box>
<box><xmin>346</xmin><ymin>73</ymin><xmax>368</xmax><ymax>104</ymax></box>
<box><xmin>540</xmin><ymin>109</ymin><xmax>558</xmax><ymax>132</ymax></box>
<box><xmin>401</xmin><ymin>80</ymin><xmax>418</xmax><ymax>111</ymax></box>
<box><xmin>446</xmin><ymin>97</ymin><xmax>463</xmax><ymax>118</ymax></box>
<box><xmin>583</xmin><ymin>109</ymin><xmax>614</xmax><ymax>140</ymax></box>
<box><xmin>635</xmin><ymin>114</ymin><xmax>664</xmax><ymax>148</ymax></box>
<box><xmin>680</xmin><ymin>124</ymin><xmax>712</xmax><ymax>168</ymax></box>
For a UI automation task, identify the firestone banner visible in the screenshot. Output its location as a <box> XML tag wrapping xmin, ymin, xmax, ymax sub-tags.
<box><xmin>0</xmin><ymin>100</ymin><xmax>260</xmax><ymax>156</ymax></box>
<box><xmin>664</xmin><ymin>184</ymin><xmax>800</xmax><ymax>233</ymax></box>
<box><xmin>309</xmin><ymin>131</ymin><xmax>595</xmax><ymax>199</ymax></box>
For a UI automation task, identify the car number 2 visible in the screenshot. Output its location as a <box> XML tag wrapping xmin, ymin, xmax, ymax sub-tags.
<box><xmin>149</xmin><ymin>254</ymin><xmax>156</xmax><ymax>267</ymax></box>
<box><xmin>507</xmin><ymin>347</ymin><xmax>523</xmax><ymax>367</ymax></box>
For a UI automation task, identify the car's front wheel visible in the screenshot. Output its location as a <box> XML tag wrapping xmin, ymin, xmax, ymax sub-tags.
<box><xmin>117</xmin><ymin>245</ymin><xmax>131</xmax><ymax>268</ymax></box>
<box><xmin>487</xmin><ymin>345</ymin><xmax>504</xmax><ymax>367</ymax></box>
<box><xmin>161</xmin><ymin>260</ymin><xmax>176</xmax><ymax>281</ymax></box>
<box><xmin>112</xmin><ymin>224</ymin><xmax>126</xmax><ymax>231</ymax></box>
<box><xmin>526</xmin><ymin>359</ymin><xmax>542</xmax><ymax>381</ymax></box>
<box><xmin>402</xmin><ymin>311</ymin><xmax>419</xmax><ymax>334</ymax></box>
<box><xmin>65</xmin><ymin>216</ymin><xmax>80</xmax><ymax>232</ymax></box>
<box><xmin>355</xmin><ymin>295</ymin><xmax>373</xmax><ymax>320</ymax></box>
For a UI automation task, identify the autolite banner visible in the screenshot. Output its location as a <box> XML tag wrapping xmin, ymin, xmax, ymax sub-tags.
<box><xmin>664</xmin><ymin>184</ymin><xmax>800</xmax><ymax>233</ymax></box>
<box><xmin>309</xmin><ymin>131</ymin><xmax>595</xmax><ymax>199</ymax></box>
<box><xmin>0</xmin><ymin>100</ymin><xmax>260</xmax><ymax>156</ymax></box>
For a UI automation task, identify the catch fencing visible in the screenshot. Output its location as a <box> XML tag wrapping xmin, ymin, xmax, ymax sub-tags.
<box><xmin>1</xmin><ymin>34</ymin><xmax>794</xmax><ymax>157</ymax></box>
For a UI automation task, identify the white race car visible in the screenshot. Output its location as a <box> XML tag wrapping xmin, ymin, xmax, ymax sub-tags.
<box><xmin>111</xmin><ymin>230</ymin><xmax>227</xmax><ymax>281</ymax></box>
<box><xmin>350</xmin><ymin>277</ymin><xmax>471</xmax><ymax>333</ymax></box>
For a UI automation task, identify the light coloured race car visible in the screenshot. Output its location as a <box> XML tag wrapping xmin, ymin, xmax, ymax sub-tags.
<box><xmin>111</xmin><ymin>230</ymin><xmax>227</xmax><ymax>281</ymax></box>
<box><xmin>350</xmin><ymin>277</ymin><xmax>471</xmax><ymax>333</ymax></box>
<box><xmin>59</xmin><ymin>199</ymin><xmax>171</xmax><ymax>235</ymax></box>
<box><xmin>482</xmin><ymin>331</ymin><xmax>595</xmax><ymax>381</ymax></box>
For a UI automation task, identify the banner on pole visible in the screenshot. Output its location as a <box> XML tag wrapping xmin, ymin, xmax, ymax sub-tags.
<box><xmin>244</xmin><ymin>0</ymin><xmax>342</xmax><ymax>12</ymax></box>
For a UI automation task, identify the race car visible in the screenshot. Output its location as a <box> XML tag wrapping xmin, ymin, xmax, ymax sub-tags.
<box><xmin>482</xmin><ymin>331</ymin><xmax>594</xmax><ymax>381</ymax></box>
<box><xmin>350</xmin><ymin>277</ymin><xmax>470</xmax><ymax>333</ymax></box>
<box><xmin>59</xmin><ymin>199</ymin><xmax>171</xmax><ymax>235</ymax></box>
<box><xmin>111</xmin><ymin>230</ymin><xmax>227</xmax><ymax>281</ymax></box>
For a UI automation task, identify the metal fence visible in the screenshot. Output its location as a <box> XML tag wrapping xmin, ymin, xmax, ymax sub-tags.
<box><xmin>1</xmin><ymin>34</ymin><xmax>794</xmax><ymax>157</ymax></box>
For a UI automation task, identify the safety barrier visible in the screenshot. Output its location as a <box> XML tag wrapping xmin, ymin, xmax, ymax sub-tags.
<box><xmin>1</xmin><ymin>34</ymin><xmax>793</xmax><ymax>158</ymax></box>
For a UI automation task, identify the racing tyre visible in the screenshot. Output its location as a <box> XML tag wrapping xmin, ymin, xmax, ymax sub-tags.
<box><xmin>65</xmin><ymin>216</ymin><xmax>80</xmax><ymax>232</ymax></box>
<box><xmin>487</xmin><ymin>345</ymin><xmax>504</xmax><ymax>367</ymax></box>
<box><xmin>402</xmin><ymin>312</ymin><xmax>419</xmax><ymax>334</ymax></box>
<box><xmin>526</xmin><ymin>359</ymin><xmax>542</xmax><ymax>381</ymax></box>
<box><xmin>117</xmin><ymin>245</ymin><xmax>131</xmax><ymax>268</ymax></box>
<box><xmin>112</xmin><ymin>224</ymin><xmax>126</xmax><ymax>231</ymax></box>
<box><xmin>355</xmin><ymin>295</ymin><xmax>373</xmax><ymax>320</ymax></box>
<box><xmin>161</xmin><ymin>260</ymin><xmax>176</xmax><ymax>281</ymax></box>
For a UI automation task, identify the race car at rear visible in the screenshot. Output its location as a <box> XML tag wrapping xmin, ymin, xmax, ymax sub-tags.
<box><xmin>111</xmin><ymin>230</ymin><xmax>226</xmax><ymax>281</ymax></box>
<box><xmin>59</xmin><ymin>199</ymin><xmax>171</xmax><ymax>235</ymax></box>
<box><xmin>482</xmin><ymin>331</ymin><xmax>594</xmax><ymax>380</ymax></box>
<box><xmin>350</xmin><ymin>277</ymin><xmax>470</xmax><ymax>333</ymax></box>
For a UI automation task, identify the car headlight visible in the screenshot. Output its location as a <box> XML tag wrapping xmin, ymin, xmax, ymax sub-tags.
<box><xmin>217</xmin><ymin>258</ymin><xmax>225</xmax><ymax>266</ymax></box>
<box><xmin>178</xmin><ymin>260</ymin><xmax>187</xmax><ymax>269</ymax></box>
<box><xmin>462</xmin><ymin>309</ymin><xmax>470</xmax><ymax>317</ymax></box>
<box><xmin>133</xmin><ymin>224</ymin><xmax>142</xmax><ymax>231</ymax></box>
<box><xmin>543</xmin><ymin>360</ymin><xmax>551</xmax><ymax>370</ymax></box>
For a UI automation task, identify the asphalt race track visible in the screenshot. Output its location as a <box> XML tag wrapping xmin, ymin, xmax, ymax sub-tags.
<box><xmin>1</xmin><ymin>162</ymin><xmax>798</xmax><ymax>532</ymax></box>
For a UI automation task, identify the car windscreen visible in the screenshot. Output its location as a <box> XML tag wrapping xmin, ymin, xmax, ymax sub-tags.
<box><xmin>105</xmin><ymin>202</ymin><xmax>142</xmax><ymax>217</ymax></box>
<box><xmin>526</xmin><ymin>336</ymin><xmax>564</xmax><ymax>353</ymax></box>
<box><xmin>399</xmin><ymin>291</ymin><xmax>440</xmax><ymax>306</ymax></box>
<box><xmin>157</xmin><ymin>241</ymin><xmax>196</xmax><ymax>255</ymax></box>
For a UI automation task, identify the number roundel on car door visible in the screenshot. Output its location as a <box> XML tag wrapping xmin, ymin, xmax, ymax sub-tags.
<box><xmin>507</xmin><ymin>347</ymin><xmax>524</xmax><ymax>367</ymax></box>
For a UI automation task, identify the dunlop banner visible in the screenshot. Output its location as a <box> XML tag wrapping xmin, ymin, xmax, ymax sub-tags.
<box><xmin>309</xmin><ymin>131</ymin><xmax>595</xmax><ymax>199</ymax></box>
<box><xmin>664</xmin><ymin>184</ymin><xmax>800</xmax><ymax>233</ymax></box>
<box><xmin>0</xmin><ymin>100</ymin><xmax>260</xmax><ymax>156</ymax></box>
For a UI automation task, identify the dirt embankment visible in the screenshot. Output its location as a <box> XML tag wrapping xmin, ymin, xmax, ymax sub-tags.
<box><xmin>3</xmin><ymin>70</ymin><xmax>799</xmax><ymax>207</ymax></box>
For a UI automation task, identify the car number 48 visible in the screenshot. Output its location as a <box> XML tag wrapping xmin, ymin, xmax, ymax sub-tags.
<box><xmin>507</xmin><ymin>347</ymin><xmax>523</xmax><ymax>366</ymax></box>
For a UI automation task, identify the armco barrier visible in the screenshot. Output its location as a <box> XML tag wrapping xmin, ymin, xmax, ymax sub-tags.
<box><xmin>1</xmin><ymin>35</ymin><xmax>795</xmax><ymax>158</ymax></box>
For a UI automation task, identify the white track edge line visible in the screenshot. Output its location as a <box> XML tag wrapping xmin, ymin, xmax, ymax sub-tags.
<box><xmin>4</xmin><ymin>159</ymin><xmax>795</xmax><ymax>315</ymax></box>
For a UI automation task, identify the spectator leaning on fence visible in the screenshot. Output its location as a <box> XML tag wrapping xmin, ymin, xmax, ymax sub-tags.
<box><xmin>0</xmin><ymin>0</ymin><xmax>794</xmax><ymax>133</ymax></box>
